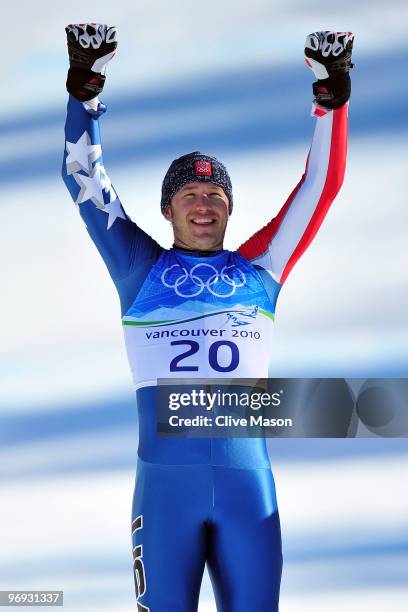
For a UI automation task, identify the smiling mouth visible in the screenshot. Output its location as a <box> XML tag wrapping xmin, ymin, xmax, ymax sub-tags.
<box><xmin>190</xmin><ymin>218</ymin><xmax>216</xmax><ymax>225</ymax></box>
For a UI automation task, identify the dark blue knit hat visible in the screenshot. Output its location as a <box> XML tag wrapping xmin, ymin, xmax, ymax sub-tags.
<box><xmin>161</xmin><ymin>151</ymin><xmax>233</xmax><ymax>214</ymax></box>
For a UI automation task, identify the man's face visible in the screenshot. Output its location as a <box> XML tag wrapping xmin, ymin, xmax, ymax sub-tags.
<box><xmin>163</xmin><ymin>181</ymin><xmax>230</xmax><ymax>251</ymax></box>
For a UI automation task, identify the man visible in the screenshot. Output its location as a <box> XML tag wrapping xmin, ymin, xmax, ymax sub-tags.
<box><xmin>62</xmin><ymin>25</ymin><xmax>353</xmax><ymax>611</ymax></box>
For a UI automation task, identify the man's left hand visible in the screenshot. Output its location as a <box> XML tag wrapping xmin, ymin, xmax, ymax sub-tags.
<box><xmin>304</xmin><ymin>31</ymin><xmax>354</xmax><ymax>109</ymax></box>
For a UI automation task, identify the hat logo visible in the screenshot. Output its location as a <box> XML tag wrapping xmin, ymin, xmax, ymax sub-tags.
<box><xmin>194</xmin><ymin>160</ymin><xmax>212</xmax><ymax>176</ymax></box>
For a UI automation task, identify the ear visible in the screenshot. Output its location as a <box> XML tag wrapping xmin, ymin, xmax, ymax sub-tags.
<box><xmin>163</xmin><ymin>206</ymin><xmax>173</xmax><ymax>221</ymax></box>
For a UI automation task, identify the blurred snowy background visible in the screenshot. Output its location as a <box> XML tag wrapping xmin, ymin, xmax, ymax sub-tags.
<box><xmin>1</xmin><ymin>1</ymin><xmax>407</xmax><ymax>610</ymax></box>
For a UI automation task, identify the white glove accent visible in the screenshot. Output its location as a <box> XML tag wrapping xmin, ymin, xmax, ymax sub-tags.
<box><xmin>304</xmin><ymin>31</ymin><xmax>354</xmax><ymax>80</ymax></box>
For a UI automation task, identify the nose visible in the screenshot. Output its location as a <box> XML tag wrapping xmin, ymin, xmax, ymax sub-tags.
<box><xmin>194</xmin><ymin>194</ymin><xmax>212</xmax><ymax>210</ymax></box>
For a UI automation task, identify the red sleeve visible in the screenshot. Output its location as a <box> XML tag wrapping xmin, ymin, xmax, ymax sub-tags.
<box><xmin>237</xmin><ymin>103</ymin><xmax>348</xmax><ymax>284</ymax></box>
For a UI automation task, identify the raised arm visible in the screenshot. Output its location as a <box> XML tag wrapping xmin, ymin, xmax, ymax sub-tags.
<box><xmin>61</xmin><ymin>24</ymin><xmax>162</xmax><ymax>311</ymax></box>
<box><xmin>238</xmin><ymin>31</ymin><xmax>353</xmax><ymax>285</ymax></box>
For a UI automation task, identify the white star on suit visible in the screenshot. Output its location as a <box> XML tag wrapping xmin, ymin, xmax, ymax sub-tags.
<box><xmin>105</xmin><ymin>198</ymin><xmax>126</xmax><ymax>229</ymax></box>
<box><xmin>66</xmin><ymin>131</ymin><xmax>102</xmax><ymax>175</ymax></box>
<box><xmin>73</xmin><ymin>163</ymin><xmax>125</xmax><ymax>229</ymax></box>
<box><xmin>74</xmin><ymin>165</ymin><xmax>106</xmax><ymax>210</ymax></box>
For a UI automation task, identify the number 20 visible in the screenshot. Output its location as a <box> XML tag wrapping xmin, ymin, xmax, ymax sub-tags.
<box><xmin>169</xmin><ymin>340</ymin><xmax>239</xmax><ymax>373</ymax></box>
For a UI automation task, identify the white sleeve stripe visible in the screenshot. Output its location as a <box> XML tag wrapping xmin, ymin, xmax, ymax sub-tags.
<box><xmin>268</xmin><ymin>111</ymin><xmax>333</xmax><ymax>282</ymax></box>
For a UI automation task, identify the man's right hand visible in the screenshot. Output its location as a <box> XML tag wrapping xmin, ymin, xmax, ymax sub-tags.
<box><xmin>65</xmin><ymin>23</ymin><xmax>118</xmax><ymax>102</ymax></box>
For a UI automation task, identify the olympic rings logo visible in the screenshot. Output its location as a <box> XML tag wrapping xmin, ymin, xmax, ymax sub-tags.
<box><xmin>161</xmin><ymin>263</ymin><xmax>246</xmax><ymax>298</ymax></box>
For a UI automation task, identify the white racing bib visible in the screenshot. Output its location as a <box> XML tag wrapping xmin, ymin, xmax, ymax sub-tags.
<box><xmin>122</xmin><ymin>249</ymin><xmax>280</xmax><ymax>389</ymax></box>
